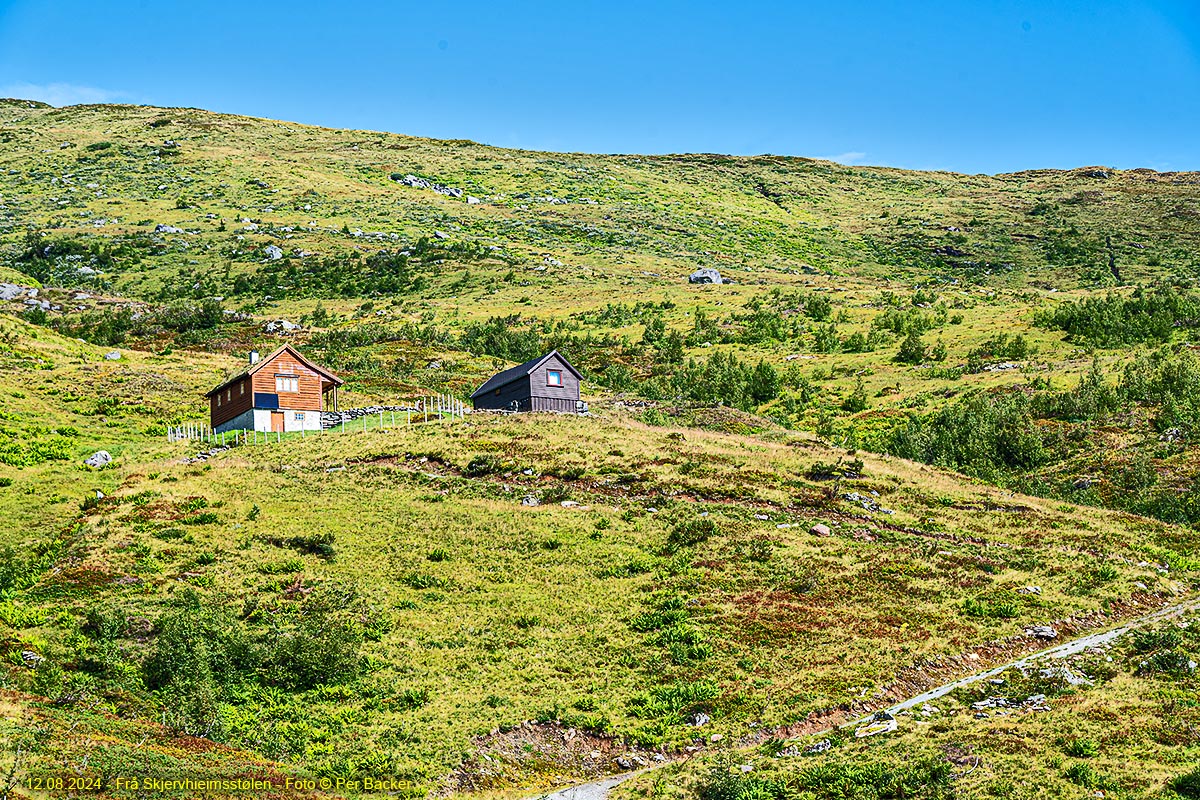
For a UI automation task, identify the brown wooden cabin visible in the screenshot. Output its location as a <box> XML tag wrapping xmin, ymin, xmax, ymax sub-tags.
<box><xmin>206</xmin><ymin>344</ymin><xmax>343</xmax><ymax>433</ymax></box>
<box><xmin>470</xmin><ymin>350</ymin><xmax>583</xmax><ymax>413</ymax></box>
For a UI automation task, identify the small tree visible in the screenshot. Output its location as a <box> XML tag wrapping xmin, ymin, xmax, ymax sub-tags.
<box><xmin>896</xmin><ymin>330</ymin><xmax>927</xmax><ymax>364</ymax></box>
<box><xmin>748</xmin><ymin>360</ymin><xmax>781</xmax><ymax>404</ymax></box>
<box><xmin>842</xmin><ymin>376</ymin><xmax>869</xmax><ymax>413</ymax></box>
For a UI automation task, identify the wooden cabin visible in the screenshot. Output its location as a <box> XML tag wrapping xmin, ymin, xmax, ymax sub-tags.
<box><xmin>470</xmin><ymin>350</ymin><xmax>583</xmax><ymax>413</ymax></box>
<box><xmin>206</xmin><ymin>345</ymin><xmax>343</xmax><ymax>434</ymax></box>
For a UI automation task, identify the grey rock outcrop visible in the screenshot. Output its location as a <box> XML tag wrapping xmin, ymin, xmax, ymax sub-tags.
<box><xmin>0</xmin><ymin>283</ymin><xmax>28</xmax><ymax>301</ymax></box>
<box><xmin>688</xmin><ymin>267</ymin><xmax>723</xmax><ymax>285</ymax></box>
<box><xmin>84</xmin><ymin>450</ymin><xmax>112</xmax><ymax>469</ymax></box>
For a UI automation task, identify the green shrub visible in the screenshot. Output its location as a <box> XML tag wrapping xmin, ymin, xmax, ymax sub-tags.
<box><xmin>1172</xmin><ymin>765</ymin><xmax>1200</xmax><ymax>798</ymax></box>
<box><xmin>628</xmin><ymin>680</ymin><xmax>720</xmax><ymax>719</ymax></box>
<box><xmin>144</xmin><ymin>606</ymin><xmax>254</xmax><ymax>697</ymax></box>
<box><xmin>599</xmin><ymin>557</ymin><xmax>653</xmax><ymax>578</ymax></box>
<box><xmin>667</xmin><ymin>518</ymin><xmax>720</xmax><ymax>552</ymax></box>
<box><xmin>895</xmin><ymin>330</ymin><xmax>928</xmax><ymax>364</ymax></box>
<box><xmin>1063</xmin><ymin>737</ymin><xmax>1099</xmax><ymax>758</ymax></box>
<box><xmin>1132</xmin><ymin>628</ymin><xmax>1183</xmax><ymax>653</ymax></box>
<box><xmin>541</xmin><ymin>485</ymin><xmax>572</xmax><ymax>504</ymax></box>
<box><xmin>841</xmin><ymin>377</ymin><xmax>869</xmax><ymax>413</ymax></box>
<box><xmin>629</xmin><ymin>609</ymin><xmax>688</xmax><ymax>632</ymax></box>
<box><xmin>265</xmin><ymin>532</ymin><xmax>337</xmax><ymax>559</ymax></box>
<box><xmin>260</xmin><ymin>592</ymin><xmax>365</xmax><ymax>690</ymax></box>
<box><xmin>1063</xmin><ymin>761</ymin><xmax>1101</xmax><ymax>788</ymax></box>
<box><xmin>394</xmin><ymin>688</ymin><xmax>429</xmax><ymax>710</ymax></box>
<box><xmin>464</xmin><ymin>454</ymin><xmax>504</xmax><ymax>477</ymax></box>
<box><xmin>696</xmin><ymin>753</ymin><xmax>954</xmax><ymax>800</ymax></box>
<box><xmin>1035</xmin><ymin>284</ymin><xmax>1200</xmax><ymax>347</ymax></box>
<box><xmin>1137</xmin><ymin>648</ymin><xmax>1195</xmax><ymax>677</ymax></box>
<box><xmin>962</xmin><ymin>593</ymin><xmax>1020</xmax><ymax>619</ymax></box>
<box><xmin>258</xmin><ymin>558</ymin><xmax>305</xmax><ymax>575</ymax></box>
<box><xmin>806</xmin><ymin>458</ymin><xmax>864</xmax><ymax>480</ymax></box>
<box><xmin>402</xmin><ymin>572</ymin><xmax>446</xmax><ymax>590</ymax></box>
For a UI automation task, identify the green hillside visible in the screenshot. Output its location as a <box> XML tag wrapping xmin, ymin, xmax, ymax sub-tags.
<box><xmin>2</xmin><ymin>101</ymin><xmax>1200</xmax><ymax>799</ymax></box>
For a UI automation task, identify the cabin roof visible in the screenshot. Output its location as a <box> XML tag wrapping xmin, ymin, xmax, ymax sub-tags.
<box><xmin>469</xmin><ymin>350</ymin><xmax>581</xmax><ymax>399</ymax></box>
<box><xmin>204</xmin><ymin>344</ymin><xmax>344</xmax><ymax>398</ymax></box>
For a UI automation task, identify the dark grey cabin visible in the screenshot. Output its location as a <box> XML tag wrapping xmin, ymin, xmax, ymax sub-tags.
<box><xmin>470</xmin><ymin>351</ymin><xmax>583</xmax><ymax>413</ymax></box>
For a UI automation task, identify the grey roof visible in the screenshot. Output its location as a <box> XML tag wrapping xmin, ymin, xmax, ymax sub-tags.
<box><xmin>470</xmin><ymin>350</ymin><xmax>581</xmax><ymax>399</ymax></box>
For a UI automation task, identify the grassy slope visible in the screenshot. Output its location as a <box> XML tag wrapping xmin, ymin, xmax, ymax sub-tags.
<box><xmin>2</xmin><ymin>103</ymin><xmax>1195</xmax><ymax>444</ymax></box>
<box><xmin>1</xmin><ymin>321</ymin><xmax>1197</xmax><ymax>796</ymax></box>
<box><xmin>618</xmin><ymin>610</ymin><xmax>1200</xmax><ymax>800</ymax></box>
<box><xmin>3</xmin><ymin>101</ymin><xmax>1197</xmax><ymax>443</ymax></box>
<box><xmin>1</xmin><ymin>102</ymin><xmax>1200</xmax><ymax>797</ymax></box>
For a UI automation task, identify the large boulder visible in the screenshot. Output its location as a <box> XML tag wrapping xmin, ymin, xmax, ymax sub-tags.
<box><xmin>0</xmin><ymin>283</ymin><xmax>27</xmax><ymax>301</ymax></box>
<box><xmin>688</xmin><ymin>267</ymin><xmax>723</xmax><ymax>284</ymax></box>
<box><xmin>264</xmin><ymin>319</ymin><xmax>301</xmax><ymax>333</ymax></box>
<box><xmin>1025</xmin><ymin>625</ymin><xmax>1058</xmax><ymax>640</ymax></box>
<box><xmin>84</xmin><ymin>450</ymin><xmax>112</xmax><ymax>469</ymax></box>
<box><xmin>264</xmin><ymin>244</ymin><xmax>284</xmax><ymax>260</ymax></box>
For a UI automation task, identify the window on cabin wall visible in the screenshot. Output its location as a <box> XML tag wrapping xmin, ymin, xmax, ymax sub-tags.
<box><xmin>226</xmin><ymin>389</ymin><xmax>231</xmax><ymax>401</ymax></box>
<box><xmin>239</xmin><ymin>382</ymin><xmax>244</xmax><ymax>395</ymax></box>
<box><xmin>294</xmin><ymin>412</ymin><xmax>304</xmax><ymax>421</ymax></box>
<box><xmin>276</xmin><ymin>375</ymin><xmax>299</xmax><ymax>393</ymax></box>
<box><xmin>547</xmin><ymin>370</ymin><xmax>562</xmax><ymax>386</ymax></box>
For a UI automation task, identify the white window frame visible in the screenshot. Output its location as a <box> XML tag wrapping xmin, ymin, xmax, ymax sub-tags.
<box><xmin>547</xmin><ymin>369</ymin><xmax>563</xmax><ymax>387</ymax></box>
<box><xmin>294</xmin><ymin>412</ymin><xmax>305</xmax><ymax>421</ymax></box>
<box><xmin>275</xmin><ymin>375</ymin><xmax>299</xmax><ymax>393</ymax></box>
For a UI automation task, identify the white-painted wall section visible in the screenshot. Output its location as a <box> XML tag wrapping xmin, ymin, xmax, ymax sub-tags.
<box><xmin>213</xmin><ymin>408</ymin><xmax>322</xmax><ymax>434</ymax></box>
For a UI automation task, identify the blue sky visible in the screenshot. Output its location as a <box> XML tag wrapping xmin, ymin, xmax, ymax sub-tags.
<box><xmin>1</xmin><ymin>0</ymin><xmax>1197</xmax><ymax>174</ymax></box>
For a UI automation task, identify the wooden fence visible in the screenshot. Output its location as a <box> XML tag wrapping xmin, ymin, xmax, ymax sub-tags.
<box><xmin>167</xmin><ymin>394</ymin><xmax>467</xmax><ymax>444</ymax></box>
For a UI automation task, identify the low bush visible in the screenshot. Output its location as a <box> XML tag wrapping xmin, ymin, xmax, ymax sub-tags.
<box><xmin>265</xmin><ymin>532</ymin><xmax>337</xmax><ymax>559</ymax></box>
<box><xmin>464</xmin><ymin>454</ymin><xmax>504</xmax><ymax>477</ymax></box>
<box><xmin>1063</xmin><ymin>737</ymin><xmax>1099</xmax><ymax>758</ymax></box>
<box><xmin>628</xmin><ymin>680</ymin><xmax>720</xmax><ymax>719</ymax></box>
<box><xmin>1035</xmin><ymin>283</ymin><xmax>1200</xmax><ymax>347</ymax></box>
<box><xmin>666</xmin><ymin>518</ymin><xmax>720</xmax><ymax>552</ymax></box>
<box><xmin>1172</xmin><ymin>766</ymin><xmax>1200</xmax><ymax>798</ymax></box>
<box><xmin>697</xmin><ymin>753</ymin><xmax>954</xmax><ymax>800</ymax></box>
<box><xmin>962</xmin><ymin>592</ymin><xmax>1020</xmax><ymax>619</ymax></box>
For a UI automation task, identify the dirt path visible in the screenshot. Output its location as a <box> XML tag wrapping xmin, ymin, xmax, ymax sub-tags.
<box><xmin>524</xmin><ymin>594</ymin><xmax>1200</xmax><ymax>800</ymax></box>
<box><xmin>850</xmin><ymin>593</ymin><xmax>1200</xmax><ymax>724</ymax></box>
<box><xmin>530</xmin><ymin>770</ymin><xmax>647</xmax><ymax>800</ymax></box>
